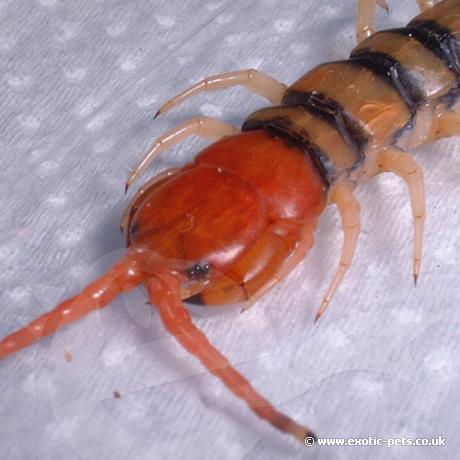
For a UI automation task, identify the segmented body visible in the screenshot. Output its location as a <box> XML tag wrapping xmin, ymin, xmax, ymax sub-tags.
<box><xmin>244</xmin><ymin>0</ymin><xmax>460</xmax><ymax>186</ymax></box>
<box><xmin>1</xmin><ymin>0</ymin><xmax>459</xmax><ymax>444</ymax></box>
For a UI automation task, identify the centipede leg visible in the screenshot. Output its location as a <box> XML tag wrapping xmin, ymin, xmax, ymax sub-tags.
<box><xmin>315</xmin><ymin>182</ymin><xmax>361</xmax><ymax>322</ymax></box>
<box><xmin>155</xmin><ymin>69</ymin><xmax>287</xmax><ymax>118</ymax></box>
<box><xmin>126</xmin><ymin>116</ymin><xmax>238</xmax><ymax>190</ymax></box>
<box><xmin>0</xmin><ymin>255</ymin><xmax>145</xmax><ymax>360</ymax></box>
<box><xmin>357</xmin><ymin>0</ymin><xmax>389</xmax><ymax>43</ymax></box>
<box><xmin>147</xmin><ymin>272</ymin><xmax>315</xmax><ymax>443</ymax></box>
<box><xmin>416</xmin><ymin>0</ymin><xmax>438</xmax><ymax>10</ymax></box>
<box><xmin>378</xmin><ymin>147</ymin><xmax>425</xmax><ymax>284</ymax></box>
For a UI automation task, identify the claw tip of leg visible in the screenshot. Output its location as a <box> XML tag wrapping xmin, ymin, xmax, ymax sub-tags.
<box><xmin>314</xmin><ymin>301</ymin><xmax>329</xmax><ymax>324</ymax></box>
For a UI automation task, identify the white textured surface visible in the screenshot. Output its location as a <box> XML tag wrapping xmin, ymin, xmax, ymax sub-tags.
<box><xmin>1</xmin><ymin>1</ymin><xmax>459</xmax><ymax>459</ymax></box>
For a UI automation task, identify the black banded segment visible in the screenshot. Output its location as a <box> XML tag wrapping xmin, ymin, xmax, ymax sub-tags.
<box><xmin>404</xmin><ymin>20</ymin><xmax>460</xmax><ymax>75</ymax></box>
<box><xmin>281</xmin><ymin>90</ymin><xmax>369</xmax><ymax>158</ymax></box>
<box><xmin>242</xmin><ymin>119</ymin><xmax>335</xmax><ymax>183</ymax></box>
<box><xmin>443</xmin><ymin>80</ymin><xmax>460</xmax><ymax>107</ymax></box>
<box><xmin>349</xmin><ymin>50</ymin><xmax>425</xmax><ymax>108</ymax></box>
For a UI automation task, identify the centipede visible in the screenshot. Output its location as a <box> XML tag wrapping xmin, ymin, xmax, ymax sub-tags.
<box><xmin>1</xmin><ymin>0</ymin><xmax>459</xmax><ymax>444</ymax></box>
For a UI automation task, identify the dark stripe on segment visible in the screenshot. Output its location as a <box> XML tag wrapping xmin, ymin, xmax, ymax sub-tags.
<box><xmin>442</xmin><ymin>80</ymin><xmax>460</xmax><ymax>107</ymax></box>
<box><xmin>349</xmin><ymin>50</ymin><xmax>425</xmax><ymax>108</ymax></box>
<box><xmin>390</xmin><ymin>111</ymin><xmax>417</xmax><ymax>146</ymax></box>
<box><xmin>242</xmin><ymin>117</ymin><xmax>335</xmax><ymax>183</ymax></box>
<box><xmin>404</xmin><ymin>20</ymin><xmax>460</xmax><ymax>75</ymax></box>
<box><xmin>281</xmin><ymin>90</ymin><xmax>369</xmax><ymax>161</ymax></box>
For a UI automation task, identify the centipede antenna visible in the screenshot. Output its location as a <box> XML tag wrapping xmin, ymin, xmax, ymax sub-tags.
<box><xmin>148</xmin><ymin>273</ymin><xmax>316</xmax><ymax>443</ymax></box>
<box><xmin>0</xmin><ymin>256</ymin><xmax>145</xmax><ymax>361</ymax></box>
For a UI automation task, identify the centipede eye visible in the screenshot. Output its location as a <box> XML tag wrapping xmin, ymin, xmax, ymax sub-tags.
<box><xmin>187</xmin><ymin>262</ymin><xmax>212</xmax><ymax>280</ymax></box>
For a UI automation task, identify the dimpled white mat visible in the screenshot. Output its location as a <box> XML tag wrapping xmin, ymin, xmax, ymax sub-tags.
<box><xmin>0</xmin><ymin>0</ymin><xmax>459</xmax><ymax>459</ymax></box>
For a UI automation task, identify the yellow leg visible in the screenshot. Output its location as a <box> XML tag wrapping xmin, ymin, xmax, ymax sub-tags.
<box><xmin>155</xmin><ymin>69</ymin><xmax>287</xmax><ymax>118</ymax></box>
<box><xmin>126</xmin><ymin>116</ymin><xmax>238</xmax><ymax>190</ymax></box>
<box><xmin>357</xmin><ymin>0</ymin><xmax>389</xmax><ymax>43</ymax></box>
<box><xmin>315</xmin><ymin>182</ymin><xmax>361</xmax><ymax>322</ymax></box>
<box><xmin>378</xmin><ymin>147</ymin><xmax>425</xmax><ymax>284</ymax></box>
